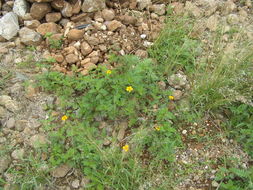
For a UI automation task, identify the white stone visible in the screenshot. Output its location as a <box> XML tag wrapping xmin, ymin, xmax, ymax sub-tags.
<box><xmin>13</xmin><ymin>0</ymin><xmax>29</xmax><ymax>17</ymax></box>
<box><xmin>0</xmin><ymin>12</ymin><xmax>19</xmax><ymax>40</ymax></box>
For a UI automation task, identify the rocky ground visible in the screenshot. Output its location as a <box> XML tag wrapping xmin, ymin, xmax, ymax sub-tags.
<box><xmin>0</xmin><ymin>0</ymin><xmax>252</xmax><ymax>189</ymax></box>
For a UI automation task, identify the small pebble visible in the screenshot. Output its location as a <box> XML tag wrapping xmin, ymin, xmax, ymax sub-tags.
<box><xmin>182</xmin><ymin>130</ymin><xmax>187</xmax><ymax>135</ymax></box>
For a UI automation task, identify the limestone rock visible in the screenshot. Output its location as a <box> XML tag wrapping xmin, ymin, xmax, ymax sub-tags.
<box><xmin>61</xmin><ymin>1</ymin><xmax>73</xmax><ymax>17</ymax></box>
<box><xmin>0</xmin><ymin>12</ymin><xmax>19</xmax><ymax>40</ymax></box>
<box><xmin>135</xmin><ymin>49</ymin><xmax>148</xmax><ymax>58</ymax></box>
<box><xmin>51</xmin><ymin>164</ymin><xmax>71</xmax><ymax>178</ymax></box>
<box><xmin>0</xmin><ymin>156</ymin><xmax>11</xmax><ymax>174</ymax></box>
<box><xmin>206</xmin><ymin>15</ymin><xmax>218</xmax><ymax>31</ymax></box>
<box><xmin>19</xmin><ymin>27</ymin><xmax>42</xmax><ymax>46</ymax></box>
<box><xmin>107</xmin><ymin>20</ymin><xmax>122</xmax><ymax>31</ymax></box>
<box><xmin>6</xmin><ymin>118</ymin><xmax>15</xmax><ymax>129</ymax></box>
<box><xmin>46</xmin><ymin>12</ymin><xmax>62</xmax><ymax>23</ymax></box>
<box><xmin>81</xmin><ymin>0</ymin><xmax>106</xmax><ymax>13</ymax></box>
<box><xmin>81</xmin><ymin>42</ymin><xmax>92</xmax><ymax>56</ymax></box>
<box><xmin>102</xmin><ymin>9</ymin><xmax>115</xmax><ymax>21</ymax></box>
<box><xmin>11</xmin><ymin>149</ymin><xmax>25</xmax><ymax>160</ymax></box>
<box><xmin>36</xmin><ymin>23</ymin><xmax>60</xmax><ymax>36</ymax></box>
<box><xmin>65</xmin><ymin>54</ymin><xmax>79</xmax><ymax>64</ymax></box>
<box><xmin>29</xmin><ymin>134</ymin><xmax>48</xmax><ymax>148</ymax></box>
<box><xmin>67</xmin><ymin>29</ymin><xmax>84</xmax><ymax>41</ymax></box>
<box><xmin>13</xmin><ymin>0</ymin><xmax>29</xmax><ymax>17</ymax></box>
<box><xmin>168</xmin><ymin>73</ymin><xmax>188</xmax><ymax>90</ymax></box>
<box><xmin>30</xmin><ymin>2</ymin><xmax>51</xmax><ymax>20</ymax></box>
<box><xmin>137</xmin><ymin>0</ymin><xmax>151</xmax><ymax>10</ymax></box>
<box><xmin>24</xmin><ymin>20</ymin><xmax>41</xmax><ymax>29</ymax></box>
<box><xmin>0</xmin><ymin>95</ymin><xmax>20</xmax><ymax>113</ymax></box>
<box><xmin>51</xmin><ymin>0</ymin><xmax>64</xmax><ymax>10</ymax></box>
<box><xmin>149</xmin><ymin>4</ymin><xmax>166</xmax><ymax>15</ymax></box>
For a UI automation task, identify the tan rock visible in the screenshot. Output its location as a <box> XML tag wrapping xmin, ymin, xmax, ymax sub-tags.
<box><xmin>51</xmin><ymin>0</ymin><xmax>64</xmax><ymax>10</ymax></box>
<box><xmin>61</xmin><ymin>1</ymin><xmax>73</xmax><ymax>17</ymax></box>
<box><xmin>36</xmin><ymin>22</ymin><xmax>60</xmax><ymax>36</ymax></box>
<box><xmin>65</xmin><ymin>54</ymin><xmax>79</xmax><ymax>64</ymax></box>
<box><xmin>51</xmin><ymin>164</ymin><xmax>71</xmax><ymax>178</ymax></box>
<box><xmin>29</xmin><ymin>134</ymin><xmax>48</xmax><ymax>148</ymax></box>
<box><xmin>81</xmin><ymin>62</ymin><xmax>97</xmax><ymax>75</ymax></box>
<box><xmin>102</xmin><ymin>9</ymin><xmax>115</xmax><ymax>21</ymax></box>
<box><xmin>81</xmin><ymin>42</ymin><xmax>92</xmax><ymax>56</ymax></box>
<box><xmin>206</xmin><ymin>15</ymin><xmax>218</xmax><ymax>31</ymax></box>
<box><xmin>120</xmin><ymin>15</ymin><xmax>137</xmax><ymax>25</ymax></box>
<box><xmin>67</xmin><ymin>29</ymin><xmax>84</xmax><ymax>41</ymax></box>
<box><xmin>81</xmin><ymin>58</ymin><xmax>91</xmax><ymax>65</ymax></box>
<box><xmin>24</xmin><ymin>20</ymin><xmax>41</xmax><ymax>29</ymax></box>
<box><xmin>63</xmin><ymin>46</ymin><xmax>77</xmax><ymax>55</ymax></box>
<box><xmin>46</xmin><ymin>12</ymin><xmax>62</xmax><ymax>23</ymax></box>
<box><xmin>30</xmin><ymin>2</ymin><xmax>51</xmax><ymax>20</ymax></box>
<box><xmin>70</xmin><ymin>13</ymin><xmax>88</xmax><ymax>22</ymax></box>
<box><xmin>149</xmin><ymin>4</ymin><xmax>166</xmax><ymax>15</ymax></box>
<box><xmin>72</xmin><ymin>0</ymin><xmax>81</xmax><ymax>14</ymax></box>
<box><xmin>53</xmin><ymin>54</ymin><xmax>64</xmax><ymax>63</ymax></box>
<box><xmin>81</xmin><ymin>0</ymin><xmax>106</xmax><ymax>13</ymax></box>
<box><xmin>172</xmin><ymin>90</ymin><xmax>183</xmax><ymax>100</ymax></box>
<box><xmin>135</xmin><ymin>49</ymin><xmax>148</xmax><ymax>59</ymax></box>
<box><xmin>107</xmin><ymin>20</ymin><xmax>122</xmax><ymax>32</ymax></box>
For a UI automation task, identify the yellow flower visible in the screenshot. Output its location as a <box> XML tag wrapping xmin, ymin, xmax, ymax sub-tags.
<box><xmin>154</xmin><ymin>126</ymin><xmax>161</xmax><ymax>131</ymax></box>
<box><xmin>61</xmin><ymin>115</ymin><xmax>68</xmax><ymax>121</ymax></box>
<box><xmin>126</xmin><ymin>86</ymin><xmax>133</xmax><ymax>92</ymax></box>
<box><xmin>106</xmin><ymin>70</ymin><xmax>112</xmax><ymax>75</ymax></box>
<box><xmin>122</xmin><ymin>144</ymin><xmax>129</xmax><ymax>152</ymax></box>
<box><xmin>168</xmin><ymin>95</ymin><xmax>174</xmax><ymax>100</ymax></box>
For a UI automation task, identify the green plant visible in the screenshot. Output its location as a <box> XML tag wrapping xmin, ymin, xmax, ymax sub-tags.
<box><xmin>44</xmin><ymin>32</ymin><xmax>63</xmax><ymax>50</ymax></box>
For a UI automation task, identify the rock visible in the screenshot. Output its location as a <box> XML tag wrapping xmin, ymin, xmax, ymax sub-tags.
<box><xmin>107</xmin><ymin>20</ymin><xmax>122</xmax><ymax>32</ymax></box>
<box><xmin>72</xmin><ymin>0</ymin><xmax>81</xmax><ymax>14</ymax></box>
<box><xmin>19</xmin><ymin>27</ymin><xmax>42</xmax><ymax>46</ymax></box>
<box><xmin>0</xmin><ymin>95</ymin><xmax>20</xmax><ymax>113</ymax></box>
<box><xmin>30</xmin><ymin>2</ymin><xmax>51</xmax><ymax>20</ymax></box>
<box><xmin>81</xmin><ymin>63</ymin><xmax>97</xmax><ymax>75</ymax></box>
<box><xmin>0</xmin><ymin>107</ymin><xmax>7</xmax><ymax>118</ymax></box>
<box><xmin>53</xmin><ymin>54</ymin><xmax>64</xmax><ymax>63</ymax></box>
<box><xmin>6</xmin><ymin>118</ymin><xmax>15</xmax><ymax>129</ymax></box>
<box><xmin>30</xmin><ymin>0</ymin><xmax>53</xmax><ymax>2</ymax></box>
<box><xmin>135</xmin><ymin>49</ymin><xmax>148</xmax><ymax>58</ymax></box>
<box><xmin>67</xmin><ymin>29</ymin><xmax>84</xmax><ymax>41</ymax></box>
<box><xmin>149</xmin><ymin>4</ymin><xmax>166</xmax><ymax>15</ymax></box>
<box><xmin>212</xmin><ymin>181</ymin><xmax>219</xmax><ymax>187</ymax></box>
<box><xmin>0</xmin><ymin>156</ymin><xmax>11</xmax><ymax>174</ymax></box>
<box><xmin>13</xmin><ymin>0</ymin><xmax>29</xmax><ymax>17</ymax></box>
<box><xmin>0</xmin><ymin>137</ymin><xmax>7</xmax><ymax>143</ymax></box>
<box><xmin>81</xmin><ymin>177</ymin><xmax>90</xmax><ymax>188</ymax></box>
<box><xmin>46</xmin><ymin>12</ymin><xmax>62</xmax><ymax>23</ymax></box>
<box><xmin>65</xmin><ymin>54</ymin><xmax>79</xmax><ymax>64</ymax></box>
<box><xmin>168</xmin><ymin>73</ymin><xmax>188</xmax><ymax>90</ymax></box>
<box><xmin>117</xmin><ymin>121</ymin><xmax>128</xmax><ymax>141</ymax></box>
<box><xmin>51</xmin><ymin>164</ymin><xmax>71</xmax><ymax>178</ymax></box>
<box><xmin>137</xmin><ymin>0</ymin><xmax>151</xmax><ymax>10</ymax></box>
<box><xmin>51</xmin><ymin>0</ymin><xmax>64</xmax><ymax>10</ymax></box>
<box><xmin>81</xmin><ymin>42</ymin><xmax>92</xmax><ymax>56</ymax></box>
<box><xmin>29</xmin><ymin>134</ymin><xmax>48</xmax><ymax>148</ymax></box>
<box><xmin>221</xmin><ymin>0</ymin><xmax>236</xmax><ymax>15</ymax></box>
<box><xmin>0</xmin><ymin>12</ymin><xmax>19</xmax><ymax>40</ymax></box>
<box><xmin>206</xmin><ymin>15</ymin><xmax>218</xmax><ymax>31</ymax></box>
<box><xmin>24</xmin><ymin>20</ymin><xmax>41</xmax><ymax>29</ymax></box>
<box><xmin>182</xmin><ymin>130</ymin><xmax>187</xmax><ymax>135</ymax></box>
<box><xmin>71</xmin><ymin>179</ymin><xmax>80</xmax><ymax>189</ymax></box>
<box><xmin>15</xmin><ymin>120</ymin><xmax>29</xmax><ymax>132</ymax></box>
<box><xmin>102</xmin><ymin>9</ymin><xmax>115</xmax><ymax>21</ymax></box>
<box><xmin>120</xmin><ymin>15</ymin><xmax>137</xmax><ymax>25</ymax></box>
<box><xmin>61</xmin><ymin>2</ymin><xmax>73</xmax><ymax>17</ymax></box>
<box><xmin>36</xmin><ymin>23</ymin><xmax>60</xmax><ymax>36</ymax></box>
<box><xmin>172</xmin><ymin>90</ymin><xmax>183</xmax><ymax>100</ymax></box>
<box><xmin>185</xmin><ymin>1</ymin><xmax>202</xmax><ymax>18</ymax></box>
<box><xmin>227</xmin><ymin>14</ymin><xmax>239</xmax><ymax>24</ymax></box>
<box><xmin>81</xmin><ymin>0</ymin><xmax>106</xmax><ymax>13</ymax></box>
<box><xmin>11</xmin><ymin>149</ymin><xmax>25</xmax><ymax>160</ymax></box>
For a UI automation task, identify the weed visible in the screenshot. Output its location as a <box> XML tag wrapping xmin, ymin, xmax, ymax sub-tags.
<box><xmin>44</xmin><ymin>32</ymin><xmax>63</xmax><ymax>50</ymax></box>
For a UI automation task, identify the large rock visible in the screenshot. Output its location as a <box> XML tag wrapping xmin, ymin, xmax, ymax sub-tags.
<box><xmin>24</xmin><ymin>20</ymin><xmax>41</xmax><ymax>29</ymax></box>
<box><xmin>61</xmin><ymin>1</ymin><xmax>73</xmax><ymax>17</ymax></box>
<box><xmin>0</xmin><ymin>95</ymin><xmax>20</xmax><ymax>113</ymax></box>
<box><xmin>81</xmin><ymin>0</ymin><xmax>106</xmax><ymax>13</ymax></box>
<box><xmin>107</xmin><ymin>20</ymin><xmax>122</xmax><ymax>31</ymax></box>
<box><xmin>0</xmin><ymin>156</ymin><xmax>11</xmax><ymax>174</ymax></box>
<box><xmin>29</xmin><ymin>134</ymin><xmax>48</xmax><ymax>148</ymax></box>
<box><xmin>81</xmin><ymin>42</ymin><xmax>92</xmax><ymax>56</ymax></box>
<box><xmin>30</xmin><ymin>2</ymin><xmax>51</xmax><ymax>20</ymax></box>
<box><xmin>13</xmin><ymin>0</ymin><xmax>29</xmax><ymax>17</ymax></box>
<box><xmin>51</xmin><ymin>164</ymin><xmax>71</xmax><ymax>178</ymax></box>
<box><xmin>102</xmin><ymin>9</ymin><xmax>115</xmax><ymax>21</ymax></box>
<box><xmin>0</xmin><ymin>12</ymin><xmax>19</xmax><ymax>40</ymax></box>
<box><xmin>51</xmin><ymin>0</ymin><xmax>64</xmax><ymax>10</ymax></box>
<box><xmin>28</xmin><ymin>0</ymin><xmax>53</xmax><ymax>2</ymax></box>
<box><xmin>46</xmin><ymin>12</ymin><xmax>62</xmax><ymax>22</ymax></box>
<box><xmin>36</xmin><ymin>22</ymin><xmax>60</xmax><ymax>36</ymax></box>
<box><xmin>67</xmin><ymin>29</ymin><xmax>84</xmax><ymax>41</ymax></box>
<box><xmin>137</xmin><ymin>0</ymin><xmax>151</xmax><ymax>10</ymax></box>
<box><xmin>19</xmin><ymin>27</ymin><xmax>42</xmax><ymax>45</ymax></box>
<box><xmin>149</xmin><ymin>4</ymin><xmax>166</xmax><ymax>15</ymax></box>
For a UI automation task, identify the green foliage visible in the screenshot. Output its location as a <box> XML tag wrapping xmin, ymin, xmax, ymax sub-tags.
<box><xmin>215</xmin><ymin>166</ymin><xmax>253</xmax><ymax>190</ymax></box>
<box><xmin>44</xmin><ymin>32</ymin><xmax>63</xmax><ymax>50</ymax></box>
<box><xmin>226</xmin><ymin>103</ymin><xmax>253</xmax><ymax>158</ymax></box>
<box><xmin>37</xmin><ymin>55</ymin><xmax>181</xmax><ymax>189</ymax></box>
<box><xmin>149</xmin><ymin>15</ymin><xmax>198</xmax><ymax>76</ymax></box>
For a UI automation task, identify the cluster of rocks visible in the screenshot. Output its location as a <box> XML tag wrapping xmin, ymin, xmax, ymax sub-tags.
<box><xmin>0</xmin><ymin>0</ymin><xmax>168</xmax><ymax>75</ymax></box>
